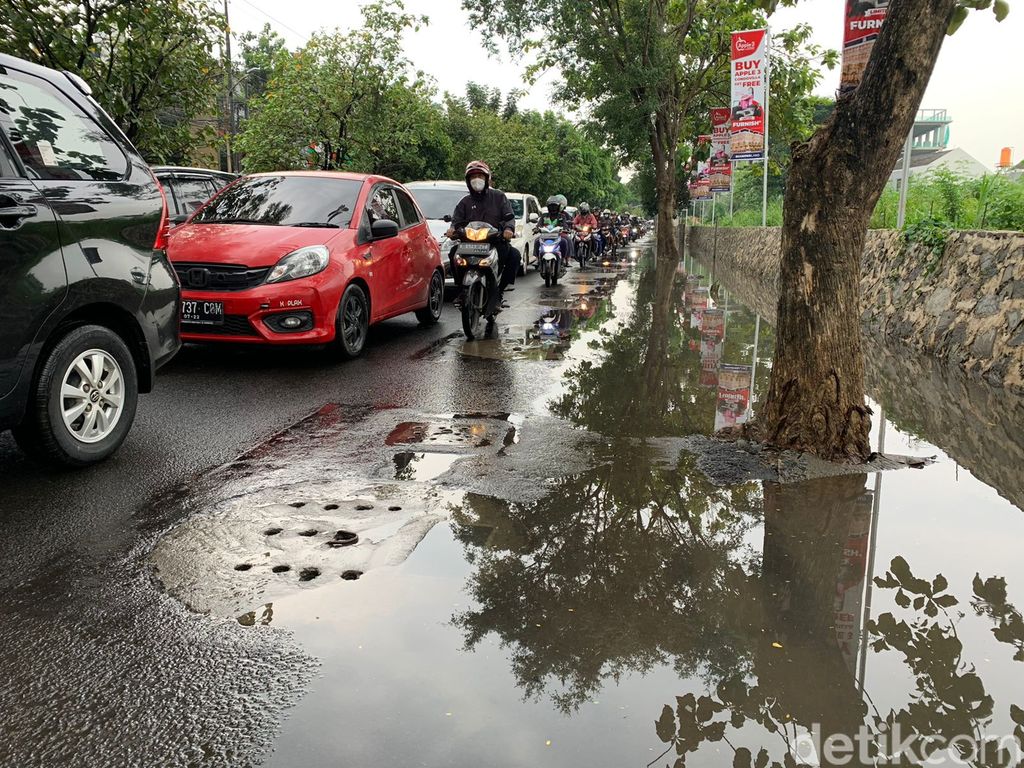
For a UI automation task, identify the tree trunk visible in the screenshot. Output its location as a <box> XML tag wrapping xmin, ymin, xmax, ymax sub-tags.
<box><xmin>652</xmin><ymin>138</ymin><xmax>679</xmax><ymax>262</ymax></box>
<box><xmin>760</xmin><ymin>0</ymin><xmax>957</xmax><ymax>462</ymax></box>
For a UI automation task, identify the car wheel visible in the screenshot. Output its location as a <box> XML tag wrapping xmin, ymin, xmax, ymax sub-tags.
<box><xmin>415</xmin><ymin>270</ymin><xmax>444</xmax><ymax>325</ymax></box>
<box><xmin>13</xmin><ymin>325</ymin><xmax>139</xmax><ymax>468</ymax></box>
<box><xmin>334</xmin><ymin>283</ymin><xmax>370</xmax><ymax>358</ymax></box>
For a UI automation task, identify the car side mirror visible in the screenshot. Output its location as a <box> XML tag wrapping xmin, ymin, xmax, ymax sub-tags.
<box><xmin>442</xmin><ymin>214</ymin><xmax>452</xmax><ymax>223</ymax></box>
<box><xmin>528</xmin><ymin>212</ymin><xmax>539</xmax><ymax>223</ymax></box>
<box><xmin>371</xmin><ymin>219</ymin><xmax>399</xmax><ymax>240</ymax></box>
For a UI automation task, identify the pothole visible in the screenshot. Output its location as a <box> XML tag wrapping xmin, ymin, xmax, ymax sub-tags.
<box><xmin>393</xmin><ymin>452</ymin><xmax>462</xmax><ymax>482</ymax></box>
<box><xmin>234</xmin><ymin>563</ymin><xmax>253</xmax><ymax>572</ymax></box>
<box><xmin>272</xmin><ymin>565</ymin><xmax>291</xmax><ymax>574</ymax></box>
<box><xmin>263</xmin><ymin>527</ymin><xmax>283</xmax><ymax>536</ymax></box>
<box><xmin>388</xmin><ymin>505</ymin><xmax>402</xmax><ymax>511</ymax></box>
<box><xmin>289</xmin><ymin>502</ymin><xmax>306</xmax><ymax>508</ymax></box>
<box><xmin>341</xmin><ymin>570</ymin><xmax>363</xmax><ymax>581</ymax></box>
<box><xmin>355</xmin><ymin>504</ymin><xmax>374</xmax><ymax>511</ymax></box>
<box><xmin>298</xmin><ymin>567</ymin><xmax>321</xmax><ymax>582</ymax></box>
<box><xmin>324</xmin><ymin>504</ymin><xmax>339</xmax><ymax>510</ymax></box>
<box><xmin>298</xmin><ymin>529</ymin><xmax>319</xmax><ymax>537</ymax></box>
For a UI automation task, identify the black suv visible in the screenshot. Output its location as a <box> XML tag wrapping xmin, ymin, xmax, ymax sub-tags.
<box><xmin>0</xmin><ymin>54</ymin><xmax>181</xmax><ymax>466</ymax></box>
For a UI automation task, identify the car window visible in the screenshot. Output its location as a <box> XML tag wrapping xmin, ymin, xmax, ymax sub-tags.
<box><xmin>0</xmin><ymin>69</ymin><xmax>127</xmax><ymax>182</ymax></box>
<box><xmin>406</xmin><ymin>187</ymin><xmax>465</xmax><ymax>220</ymax></box>
<box><xmin>508</xmin><ymin>198</ymin><xmax>524</xmax><ymax>219</ymax></box>
<box><xmin>528</xmin><ymin>197</ymin><xmax>540</xmax><ymax>217</ymax></box>
<box><xmin>191</xmin><ymin>175</ymin><xmax>361</xmax><ymax>227</ymax></box>
<box><xmin>0</xmin><ymin>138</ymin><xmax>16</xmax><ymax>177</ymax></box>
<box><xmin>394</xmin><ymin>188</ymin><xmax>421</xmax><ymax>228</ymax></box>
<box><xmin>173</xmin><ymin>177</ymin><xmax>218</xmax><ymax>213</ymax></box>
<box><xmin>367</xmin><ymin>185</ymin><xmax>400</xmax><ymax>224</ymax></box>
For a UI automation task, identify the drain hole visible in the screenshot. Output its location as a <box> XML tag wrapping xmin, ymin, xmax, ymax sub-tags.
<box><xmin>388</xmin><ymin>506</ymin><xmax>402</xmax><ymax>511</ymax></box>
<box><xmin>272</xmin><ymin>565</ymin><xmax>291</xmax><ymax>574</ymax></box>
<box><xmin>264</xmin><ymin>527</ymin><xmax>283</xmax><ymax>536</ymax></box>
<box><xmin>355</xmin><ymin>504</ymin><xmax>374</xmax><ymax>511</ymax></box>
<box><xmin>298</xmin><ymin>529</ymin><xmax>319</xmax><ymax>537</ymax></box>
<box><xmin>299</xmin><ymin>567</ymin><xmax>321</xmax><ymax>582</ymax></box>
<box><xmin>234</xmin><ymin>564</ymin><xmax>253</xmax><ymax>572</ymax></box>
<box><xmin>290</xmin><ymin>502</ymin><xmax>306</xmax><ymax>508</ymax></box>
<box><xmin>341</xmin><ymin>570</ymin><xmax>363</xmax><ymax>581</ymax></box>
<box><xmin>324</xmin><ymin>504</ymin><xmax>339</xmax><ymax>510</ymax></box>
<box><xmin>327</xmin><ymin>530</ymin><xmax>359</xmax><ymax>548</ymax></box>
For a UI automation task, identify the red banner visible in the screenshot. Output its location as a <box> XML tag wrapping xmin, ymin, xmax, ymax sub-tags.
<box><xmin>841</xmin><ymin>0</ymin><xmax>888</xmax><ymax>92</ymax></box>
<box><xmin>730</xmin><ymin>29</ymin><xmax>768</xmax><ymax>160</ymax></box>
<box><xmin>709</xmin><ymin>108</ymin><xmax>732</xmax><ymax>192</ymax></box>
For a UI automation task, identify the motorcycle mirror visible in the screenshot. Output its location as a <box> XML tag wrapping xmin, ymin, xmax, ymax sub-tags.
<box><xmin>443</xmin><ymin>214</ymin><xmax>452</xmax><ymax>222</ymax></box>
<box><xmin>528</xmin><ymin>213</ymin><xmax>539</xmax><ymax>223</ymax></box>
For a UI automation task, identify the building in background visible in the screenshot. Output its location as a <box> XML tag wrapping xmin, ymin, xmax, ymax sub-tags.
<box><xmin>888</xmin><ymin>109</ymin><xmax>988</xmax><ymax>186</ymax></box>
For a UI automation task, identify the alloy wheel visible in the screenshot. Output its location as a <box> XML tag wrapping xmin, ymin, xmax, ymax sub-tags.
<box><xmin>60</xmin><ymin>349</ymin><xmax>125</xmax><ymax>444</ymax></box>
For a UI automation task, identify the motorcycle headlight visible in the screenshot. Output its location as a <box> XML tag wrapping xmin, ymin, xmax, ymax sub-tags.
<box><xmin>266</xmin><ymin>245</ymin><xmax>330</xmax><ymax>284</ymax></box>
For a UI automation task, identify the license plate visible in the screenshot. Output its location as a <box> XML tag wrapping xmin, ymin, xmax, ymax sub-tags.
<box><xmin>181</xmin><ymin>299</ymin><xmax>224</xmax><ymax>325</ymax></box>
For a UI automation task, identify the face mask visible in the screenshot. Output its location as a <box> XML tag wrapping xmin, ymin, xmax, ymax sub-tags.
<box><xmin>470</xmin><ymin>178</ymin><xmax>486</xmax><ymax>193</ymax></box>
<box><xmin>548</xmin><ymin>207</ymin><xmax>559</xmax><ymax>217</ymax></box>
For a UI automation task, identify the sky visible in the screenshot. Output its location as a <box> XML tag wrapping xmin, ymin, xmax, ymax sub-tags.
<box><xmin>227</xmin><ymin>0</ymin><xmax>1024</xmax><ymax>172</ymax></box>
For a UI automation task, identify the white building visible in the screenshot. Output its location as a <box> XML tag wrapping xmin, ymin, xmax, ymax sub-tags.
<box><xmin>888</xmin><ymin>109</ymin><xmax>989</xmax><ymax>186</ymax></box>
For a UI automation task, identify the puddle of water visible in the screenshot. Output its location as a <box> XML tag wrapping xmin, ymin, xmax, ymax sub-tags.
<box><xmin>393</xmin><ymin>451</ymin><xmax>463</xmax><ymax>482</ymax></box>
<box><xmin>259</xmin><ymin>245</ymin><xmax>1024</xmax><ymax>767</ymax></box>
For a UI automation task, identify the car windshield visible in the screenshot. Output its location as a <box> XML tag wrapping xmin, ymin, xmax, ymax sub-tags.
<box><xmin>192</xmin><ymin>175</ymin><xmax>362</xmax><ymax>227</ymax></box>
<box><xmin>508</xmin><ymin>198</ymin><xmax>524</xmax><ymax>218</ymax></box>
<box><xmin>407</xmin><ymin>187</ymin><xmax>466</xmax><ymax>220</ymax></box>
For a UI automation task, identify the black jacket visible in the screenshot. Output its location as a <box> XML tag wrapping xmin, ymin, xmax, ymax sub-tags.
<box><xmin>452</xmin><ymin>186</ymin><xmax>516</xmax><ymax>236</ymax></box>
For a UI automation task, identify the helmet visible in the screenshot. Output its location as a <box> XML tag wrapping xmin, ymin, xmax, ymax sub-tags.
<box><xmin>464</xmin><ymin>160</ymin><xmax>491</xmax><ymax>192</ymax></box>
<box><xmin>555</xmin><ymin>194</ymin><xmax>568</xmax><ymax>209</ymax></box>
<box><xmin>579</xmin><ymin>203</ymin><xmax>590</xmax><ymax>214</ymax></box>
<box><xmin>546</xmin><ymin>195</ymin><xmax>562</xmax><ymax>211</ymax></box>
<box><xmin>603</xmin><ymin>209</ymin><xmax>611</xmax><ymax>216</ymax></box>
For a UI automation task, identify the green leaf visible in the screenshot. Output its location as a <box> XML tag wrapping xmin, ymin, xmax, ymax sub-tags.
<box><xmin>755</xmin><ymin>748</ymin><xmax>770</xmax><ymax>768</ymax></box>
<box><xmin>948</xmin><ymin>5</ymin><xmax>970</xmax><ymax>34</ymax></box>
<box><xmin>896</xmin><ymin>590</ymin><xmax>911</xmax><ymax>608</ymax></box>
<box><xmin>994</xmin><ymin>0</ymin><xmax>1010</xmax><ymax>20</ymax></box>
<box><xmin>935</xmin><ymin>594</ymin><xmax>959</xmax><ymax>608</ymax></box>
<box><xmin>657</xmin><ymin>704</ymin><xmax>677</xmax><ymax>743</ymax></box>
<box><xmin>932</xmin><ymin>574</ymin><xmax>948</xmax><ymax>593</ymax></box>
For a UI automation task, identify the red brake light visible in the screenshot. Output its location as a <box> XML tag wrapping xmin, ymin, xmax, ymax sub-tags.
<box><xmin>152</xmin><ymin>174</ymin><xmax>171</xmax><ymax>251</ymax></box>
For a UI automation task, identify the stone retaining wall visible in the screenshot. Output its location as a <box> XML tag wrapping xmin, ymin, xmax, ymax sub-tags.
<box><xmin>687</xmin><ymin>226</ymin><xmax>1024</xmax><ymax>394</ymax></box>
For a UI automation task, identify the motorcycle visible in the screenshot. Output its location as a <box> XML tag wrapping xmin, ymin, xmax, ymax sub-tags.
<box><xmin>574</xmin><ymin>226</ymin><xmax>594</xmax><ymax>269</ymax></box>
<box><xmin>600</xmin><ymin>223</ymin><xmax>617</xmax><ymax>260</ymax></box>
<box><xmin>535</xmin><ymin>224</ymin><xmax>567</xmax><ymax>287</ymax></box>
<box><xmin>453</xmin><ymin>220</ymin><xmax>505</xmax><ymax>340</ymax></box>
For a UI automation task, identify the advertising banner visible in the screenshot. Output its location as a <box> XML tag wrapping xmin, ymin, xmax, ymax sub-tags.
<box><xmin>840</xmin><ymin>0</ymin><xmax>888</xmax><ymax>93</ymax></box>
<box><xmin>709</xmin><ymin>108</ymin><xmax>732</xmax><ymax>192</ymax></box>
<box><xmin>730</xmin><ymin>29</ymin><xmax>768</xmax><ymax>160</ymax></box>
<box><xmin>690</xmin><ymin>287</ymin><xmax>710</xmax><ymax>327</ymax></box>
<box><xmin>833</xmin><ymin>492</ymin><xmax>874</xmax><ymax>670</ymax></box>
<box><xmin>714</xmin><ymin>364</ymin><xmax>753</xmax><ymax>431</ymax></box>
<box><xmin>700</xmin><ymin>308</ymin><xmax>725</xmax><ymax>340</ymax></box>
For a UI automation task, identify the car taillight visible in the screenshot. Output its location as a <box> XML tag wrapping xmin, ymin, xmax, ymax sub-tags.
<box><xmin>152</xmin><ymin>174</ymin><xmax>171</xmax><ymax>252</ymax></box>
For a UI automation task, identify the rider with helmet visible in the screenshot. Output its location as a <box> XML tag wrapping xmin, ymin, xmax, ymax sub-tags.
<box><xmin>534</xmin><ymin>194</ymin><xmax>573</xmax><ymax>273</ymax></box>
<box><xmin>448</xmin><ymin>160</ymin><xmax>521</xmax><ymax>305</ymax></box>
<box><xmin>572</xmin><ymin>202</ymin><xmax>603</xmax><ymax>259</ymax></box>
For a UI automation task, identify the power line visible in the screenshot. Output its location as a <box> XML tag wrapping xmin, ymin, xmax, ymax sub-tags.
<box><xmin>233</xmin><ymin>0</ymin><xmax>311</xmax><ymax>43</ymax></box>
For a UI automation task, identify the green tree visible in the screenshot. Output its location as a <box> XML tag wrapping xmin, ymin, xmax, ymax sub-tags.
<box><xmin>760</xmin><ymin>0</ymin><xmax>1009</xmax><ymax>461</ymax></box>
<box><xmin>235</xmin><ymin>3</ymin><xmax>452</xmax><ymax>179</ymax></box>
<box><xmin>0</xmin><ymin>0</ymin><xmax>224</xmax><ymax>163</ymax></box>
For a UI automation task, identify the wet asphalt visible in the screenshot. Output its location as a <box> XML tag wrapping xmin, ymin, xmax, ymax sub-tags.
<box><xmin>0</xmin><ymin>247</ymin><xmax>643</xmax><ymax>767</ymax></box>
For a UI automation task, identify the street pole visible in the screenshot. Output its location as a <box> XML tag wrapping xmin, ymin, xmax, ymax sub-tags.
<box><xmin>858</xmin><ymin>410</ymin><xmax>886</xmax><ymax>695</ymax></box>
<box><xmin>749</xmin><ymin>314</ymin><xmax>761</xmax><ymax>404</ymax></box>
<box><xmin>896</xmin><ymin>132</ymin><xmax>913</xmax><ymax>228</ymax></box>
<box><xmin>761</xmin><ymin>31</ymin><xmax>771</xmax><ymax>228</ymax></box>
<box><xmin>223</xmin><ymin>0</ymin><xmax>235</xmax><ymax>173</ymax></box>
<box><xmin>729</xmin><ymin>161</ymin><xmax>734</xmax><ymax>220</ymax></box>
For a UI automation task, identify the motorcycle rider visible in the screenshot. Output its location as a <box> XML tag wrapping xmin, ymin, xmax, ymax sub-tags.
<box><xmin>447</xmin><ymin>160</ymin><xmax>521</xmax><ymax>307</ymax></box>
<box><xmin>572</xmin><ymin>202</ymin><xmax>602</xmax><ymax>259</ymax></box>
<box><xmin>534</xmin><ymin>194</ymin><xmax>572</xmax><ymax>273</ymax></box>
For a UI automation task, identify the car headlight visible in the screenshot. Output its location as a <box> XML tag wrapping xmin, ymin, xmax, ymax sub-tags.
<box><xmin>266</xmin><ymin>245</ymin><xmax>330</xmax><ymax>284</ymax></box>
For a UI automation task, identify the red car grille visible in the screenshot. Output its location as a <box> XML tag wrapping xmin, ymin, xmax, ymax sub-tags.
<box><xmin>174</xmin><ymin>263</ymin><xmax>271</xmax><ymax>292</ymax></box>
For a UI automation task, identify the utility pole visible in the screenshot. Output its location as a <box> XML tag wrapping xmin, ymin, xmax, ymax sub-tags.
<box><xmin>223</xmin><ymin>0</ymin><xmax>235</xmax><ymax>173</ymax></box>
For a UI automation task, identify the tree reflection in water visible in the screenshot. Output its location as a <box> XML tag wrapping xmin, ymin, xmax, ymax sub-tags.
<box><xmin>453</xmin><ymin>252</ymin><xmax>1024</xmax><ymax>767</ymax></box>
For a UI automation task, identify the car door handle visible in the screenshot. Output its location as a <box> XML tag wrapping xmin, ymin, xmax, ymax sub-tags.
<box><xmin>0</xmin><ymin>203</ymin><xmax>37</xmax><ymax>228</ymax></box>
<box><xmin>130</xmin><ymin>267</ymin><xmax>149</xmax><ymax>285</ymax></box>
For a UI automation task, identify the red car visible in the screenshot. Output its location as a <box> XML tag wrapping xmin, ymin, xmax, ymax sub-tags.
<box><xmin>168</xmin><ymin>172</ymin><xmax>444</xmax><ymax>357</ymax></box>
